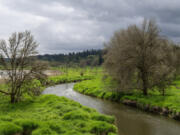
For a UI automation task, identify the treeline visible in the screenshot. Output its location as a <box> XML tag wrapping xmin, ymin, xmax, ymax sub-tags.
<box><xmin>36</xmin><ymin>49</ymin><xmax>104</xmax><ymax>67</ymax></box>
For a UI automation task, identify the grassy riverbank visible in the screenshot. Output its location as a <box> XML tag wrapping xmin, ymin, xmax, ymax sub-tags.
<box><xmin>74</xmin><ymin>72</ymin><xmax>180</xmax><ymax>119</ymax></box>
<box><xmin>0</xmin><ymin>67</ymin><xmax>117</xmax><ymax>135</ymax></box>
<box><xmin>0</xmin><ymin>95</ymin><xmax>117</xmax><ymax>135</ymax></box>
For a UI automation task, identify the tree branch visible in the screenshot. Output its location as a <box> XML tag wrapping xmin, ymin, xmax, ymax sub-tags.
<box><xmin>0</xmin><ymin>90</ymin><xmax>10</xmax><ymax>95</ymax></box>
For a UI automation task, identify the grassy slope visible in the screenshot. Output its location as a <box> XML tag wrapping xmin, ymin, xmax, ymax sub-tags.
<box><xmin>0</xmin><ymin>95</ymin><xmax>117</xmax><ymax>135</ymax></box>
<box><xmin>74</xmin><ymin>72</ymin><xmax>180</xmax><ymax>113</ymax></box>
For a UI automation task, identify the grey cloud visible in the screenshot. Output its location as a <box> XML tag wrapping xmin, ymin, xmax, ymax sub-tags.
<box><xmin>0</xmin><ymin>0</ymin><xmax>179</xmax><ymax>54</ymax></box>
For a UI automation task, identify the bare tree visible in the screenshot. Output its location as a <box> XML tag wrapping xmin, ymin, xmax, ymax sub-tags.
<box><xmin>104</xmin><ymin>19</ymin><xmax>177</xmax><ymax>95</ymax></box>
<box><xmin>0</xmin><ymin>31</ymin><xmax>47</xmax><ymax>103</ymax></box>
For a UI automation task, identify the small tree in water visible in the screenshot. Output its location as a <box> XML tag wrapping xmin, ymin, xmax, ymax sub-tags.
<box><xmin>0</xmin><ymin>31</ymin><xmax>47</xmax><ymax>103</ymax></box>
<box><xmin>104</xmin><ymin>19</ymin><xmax>177</xmax><ymax>95</ymax></box>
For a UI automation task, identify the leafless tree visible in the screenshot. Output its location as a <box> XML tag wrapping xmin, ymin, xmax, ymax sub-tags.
<box><xmin>0</xmin><ymin>31</ymin><xmax>47</xmax><ymax>103</ymax></box>
<box><xmin>104</xmin><ymin>19</ymin><xmax>177</xmax><ymax>95</ymax></box>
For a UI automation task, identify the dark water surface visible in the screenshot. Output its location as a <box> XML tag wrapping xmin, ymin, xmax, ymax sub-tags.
<box><xmin>43</xmin><ymin>83</ymin><xmax>180</xmax><ymax>135</ymax></box>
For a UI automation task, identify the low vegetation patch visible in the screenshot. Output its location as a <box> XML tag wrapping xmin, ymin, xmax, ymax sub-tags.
<box><xmin>0</xmin><ymin>94</ymin><xmax>117</xmax><ymax>135</ymax></box>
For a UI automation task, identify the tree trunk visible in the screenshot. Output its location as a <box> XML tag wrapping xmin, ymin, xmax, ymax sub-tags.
<box><xmin>162</xmin><ymin>88</ymin><xmax>165</xmax><ymax>96</ymax></box>
<box><xmin>10</xmin><ymin>94</ymin><xmax>16</xmax><ymax>103</ymax></box>
<box><xmin>143</xmin><ymin>86</ymin><xmax>148</xmax><ymax>95</ymax></box>
<box><xmin>142</xmin><ymin>71</ymin><xmax>148</xmax><ymax>96</ymax></box>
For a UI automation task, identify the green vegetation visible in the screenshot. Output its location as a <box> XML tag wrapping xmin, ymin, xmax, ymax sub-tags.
<box><xmin>0</xmin><ymin>67</ymin><xmax>118</xmax><ymax>135</ymax></box>
<box><xmin>74</xmin><ymin>74</ymin><xmax>122</xmax><ymax>100</ymax></box>
<box><xmin>46</xmin><ymin>67</ymin><xmax>103</xmax><ymax>87</ymax></box>
<box><xmin>47</xmin><ymin>67</ymin><xmax>96</xmax><ymax>85</ymax></box>
<box><xmin>74</xmin><ymin>72</ymin><xmax>180</xmax><ymax>114</ymax></box>
<box><xmin>0</xmin><ymin>94</ymin><xmax>117</xmax><ymax>135</ymax></box>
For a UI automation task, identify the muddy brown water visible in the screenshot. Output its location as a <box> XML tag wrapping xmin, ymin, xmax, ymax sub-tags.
<box><xmin>43</xmin><ymin>83</ymin><xmax>180</xmax><ymax>135</ymax></box>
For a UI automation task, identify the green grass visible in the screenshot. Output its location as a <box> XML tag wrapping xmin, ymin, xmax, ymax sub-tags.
<box><xmin>47</xmin><ymin>67</ymin><xmax>100</xmax><ymax>84</ymax></box>
<box><xmin>0</xmin><ymin>95</ymin><xmax>117</xmax><ymax>135</ymax></box>
<box><xmin>0</xmin><ymin>67</ymin><xmax>117</xmax><ymax>135</ymax></box>
<box><xmin>74</xmin><ymin>71</ymin><xmax>180</xmax><ymax>113</ymax></box>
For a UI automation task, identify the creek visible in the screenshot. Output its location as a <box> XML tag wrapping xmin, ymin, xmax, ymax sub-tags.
<box><xmin>43</xmin><ymin>83</ymin><xmax>180</xmax><ymax>135</ymax></box>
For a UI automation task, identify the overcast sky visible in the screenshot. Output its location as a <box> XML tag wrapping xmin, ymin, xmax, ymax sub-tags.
<box><xmin>0</xmin><ymin>0</ymin><xmax>179</xmax><ymax>54</ymax></box>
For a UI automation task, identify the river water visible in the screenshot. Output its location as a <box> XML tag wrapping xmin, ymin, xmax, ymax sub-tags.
<box><xmin>43</xmin><ymin>83</ymin><xmax>180</xmax><ymax>135</ymax></box>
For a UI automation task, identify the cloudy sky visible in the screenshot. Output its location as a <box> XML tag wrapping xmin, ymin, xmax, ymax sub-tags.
<box><xmin>0</xmin><ymin>0</ymin><xmax>179</xmax><ymax>54</ymax></box>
